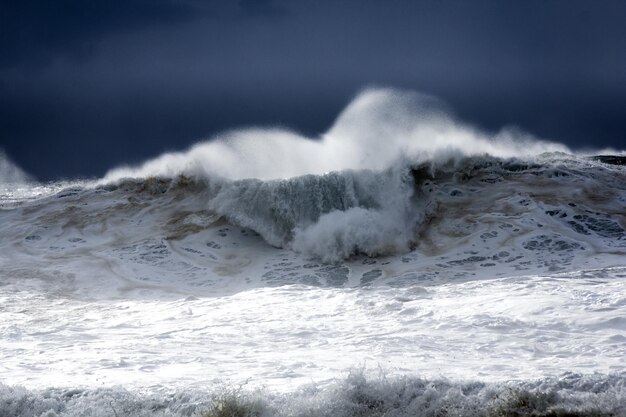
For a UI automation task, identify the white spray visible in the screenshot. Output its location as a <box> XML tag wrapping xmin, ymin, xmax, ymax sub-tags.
<box><xmin>102</xmin><ymin>87</ymin><xmax>570</xmax><ymax>182</ymax></box>
<box><xmin>0</xmin><ymin>149</ymin><xmax>31</xmax><ymax>185</ymax></box>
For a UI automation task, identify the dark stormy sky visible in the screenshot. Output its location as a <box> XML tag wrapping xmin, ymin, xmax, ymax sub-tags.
<box><xmin>1</xmin><ymin>0</ymin><xmax>626</xmax><ymax>180</ymax></box>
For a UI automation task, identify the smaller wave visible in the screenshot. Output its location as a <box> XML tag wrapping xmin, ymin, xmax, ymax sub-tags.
<box><xmin>1</xmin><ymin>372</ymin><xmax>624</xmax><ymax>417</ymax></box>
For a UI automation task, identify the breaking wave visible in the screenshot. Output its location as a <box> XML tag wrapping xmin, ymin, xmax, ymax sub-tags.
<box><xmin>4</xmin><ymin>152</ymin><xmax>625</xmax><ymax>267</ymax></box>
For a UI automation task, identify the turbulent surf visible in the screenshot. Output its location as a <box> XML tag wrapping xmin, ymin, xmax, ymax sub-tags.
<box><xmin>1</xmin><ymin>88</ymin><xmax>625</xmax><ymax>416</ymax></box>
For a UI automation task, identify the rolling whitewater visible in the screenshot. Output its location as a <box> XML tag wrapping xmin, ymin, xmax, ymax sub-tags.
<box><xmin>1</xmin><ymin>89</ymin><xmax>625</xmax><ymax>416</ymax></box>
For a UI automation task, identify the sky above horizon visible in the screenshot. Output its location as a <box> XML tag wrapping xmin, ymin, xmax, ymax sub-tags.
<box><xmin>1</xmin><ymin>0</ymin><xmax>626</xmax><ymax>180</ymax></box>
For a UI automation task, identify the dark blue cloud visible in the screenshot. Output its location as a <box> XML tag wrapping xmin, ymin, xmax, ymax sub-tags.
<box><xmin>1</xmin><ymin>0</ymin><xmax>625</xmax><ymax>180</ymax></box>
<box><xmin>0</xmin><ymin>0</ymin><xmax>213</xmax><ymax>68</ymax></box>
<box><xmin>238</xmin><ymin>0</ymin><xmax>286</xmax><ymax>18</ymax></box>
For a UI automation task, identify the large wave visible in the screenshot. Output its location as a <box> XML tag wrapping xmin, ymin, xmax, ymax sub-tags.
<box><xmin>4</xmin><ymin>153</ymin><xmax>625</xmax><ymax>271</ymax></box>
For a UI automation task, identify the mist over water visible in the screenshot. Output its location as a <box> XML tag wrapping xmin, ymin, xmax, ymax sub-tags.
<box><xmin>0</xmin><ymin>149</ymin><xmax>31</xmax><ymax>184</ymax></box>
<box><xmin>102</xmin><ymin>88</ymin><xmax>570</xmax><ymax>183</ymax></box>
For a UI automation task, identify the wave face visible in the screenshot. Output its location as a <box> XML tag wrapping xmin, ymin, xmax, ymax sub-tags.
<box><xmin>210</xmin><ymin>167</ymin><xmax>420</xmax><ymax>261</ymax></box>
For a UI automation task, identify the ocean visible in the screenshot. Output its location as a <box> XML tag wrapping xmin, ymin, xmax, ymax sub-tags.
<box><xmin>1</xmin><ymin>89</ymin><xmax>625</xmax><ymax>416</ymax></box>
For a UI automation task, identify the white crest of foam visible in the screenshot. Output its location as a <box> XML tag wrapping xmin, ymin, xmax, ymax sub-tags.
<box><xmin>102</xmin><ymin>87</ymin><xmax>570</xmax><ymax>182</ymax></box>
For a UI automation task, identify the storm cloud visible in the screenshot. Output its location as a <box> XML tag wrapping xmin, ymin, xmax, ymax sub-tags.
<box><xmin>1</xmin><ymin>0</ymin><xmax>625</xmax><ymax>180</ymax></box>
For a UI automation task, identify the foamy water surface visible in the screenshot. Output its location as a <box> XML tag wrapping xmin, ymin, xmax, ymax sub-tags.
<box><xmin>1</xmin><ymin>88</ymin><xmax>625</xmax><ymax>416</ymax></box>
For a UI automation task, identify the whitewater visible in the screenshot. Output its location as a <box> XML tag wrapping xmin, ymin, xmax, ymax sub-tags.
<box><xmin>1</xmin><ymin>88</ymin><xmax>625</xmax><ymax>416</ymax></box>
